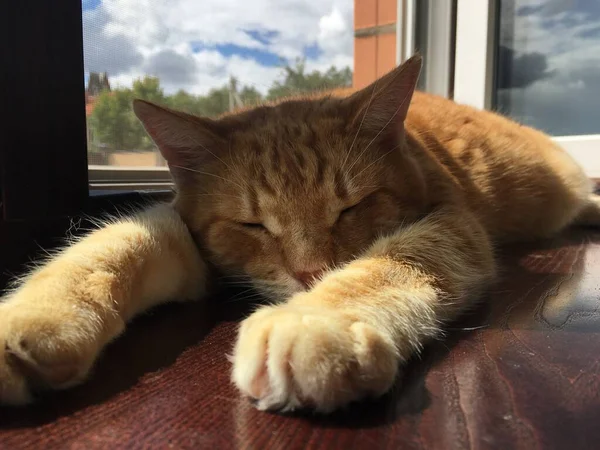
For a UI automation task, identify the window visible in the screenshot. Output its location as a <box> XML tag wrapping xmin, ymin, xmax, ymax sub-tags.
<box><xmin>399</xmin><ymin>0</ymin><xmax>456</xmax><ymax>98</ymax></box>
<box><xmin>10</xmin><ymin>0</ymin><xmax>571</xmax><ymax>283</ymax></box>
<box><xmin>1</xmin><ymin>1</ymin><xmax>421</xmax><ymax>217</ymax></box>
<box><xmin>82</xmin><ymin>0</ymin><xmax>453</xmax><ymax>189</ymax></box>
<box><xmin>82</xmin><ymin>0</ymin><xmax>356</xmax><ymax>189</ymax></box>
<box><xmin>454</xmin><ymin>0</ymin><xmax>600</xmax><ymax>177</ymax></box>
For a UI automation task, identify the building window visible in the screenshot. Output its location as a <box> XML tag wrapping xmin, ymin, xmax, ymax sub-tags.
<box><xmin>496</xmin><ymin>0</ymin><xmax>600</xmax><ymax>137</ymax></box>
<box><xmin>454</xmin><ymin>0</ymin><xmax>600</xmax><ymax>177</ymax></box>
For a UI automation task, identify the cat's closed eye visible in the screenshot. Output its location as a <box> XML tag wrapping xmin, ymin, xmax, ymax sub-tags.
<box><xmin>238</xmin><ymin>222</ymin><xmax>268</xmax><ymax>232</ymax></box>
<box><xmin>340</xmin><ymin>204</ymin><xmax>359</xmax><ymax>217</ymax></box>
<box><xmin>339</xmin><ymin>191</ymin><xmax>383</xmax><ymax>221</ymax></box>
<box><xmin>339</xmin><ymin>199</ymin><xmax>366</xmax><ymax>219</ymax></box>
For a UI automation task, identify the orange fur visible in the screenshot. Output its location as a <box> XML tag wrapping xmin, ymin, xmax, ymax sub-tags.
<box><xmin>1</xmin><ymin>55</ymin><xmax>597</xmax><ymax>411</ymax></box>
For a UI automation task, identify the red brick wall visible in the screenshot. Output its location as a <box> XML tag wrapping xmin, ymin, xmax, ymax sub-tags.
<box><xmin>354</xmin><ymin>0</ymin><xmax>397</xmax><ymax>88</ymax></box>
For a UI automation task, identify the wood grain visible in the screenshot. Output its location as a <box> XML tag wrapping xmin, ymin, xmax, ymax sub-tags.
<box><xmin>1</xmin><ymin>229</ymin><xmax>599</xmax><ymax>449</ymax></box>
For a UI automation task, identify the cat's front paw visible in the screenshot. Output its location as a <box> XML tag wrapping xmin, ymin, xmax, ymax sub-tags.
<box><xmin>231</xmin><ymin>303</ymin><xmax>399</xmax><ymax>413</ymax></box>
<box><xmin>0</xmin><ymin>296</ymin><xmax>120</xmax><ymax>405</ymax></box>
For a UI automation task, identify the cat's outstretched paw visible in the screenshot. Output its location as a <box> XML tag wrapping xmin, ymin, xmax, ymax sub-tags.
<box><xmin>0</xmin><ymin>298</ymin><xmax>117</xmax><ymax>405</ymax></box>
<box><xmin>0</xmin><ymin>320</ymin><xmax>31</xmax><ymax>405</ymax></box>
<box><xmin>231</xmin><ymin>303</ymin><xmax>399</xmax><ymax>413</ymax></box>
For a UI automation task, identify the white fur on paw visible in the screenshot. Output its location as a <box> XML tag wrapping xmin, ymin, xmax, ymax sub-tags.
<box><xmin>231</xmin><ymin>305</ymin><xmax>399</xmax><ymax>413</ymax></box>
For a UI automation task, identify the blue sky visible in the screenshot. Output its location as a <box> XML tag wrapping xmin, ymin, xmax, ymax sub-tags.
<box><xmin>190</xmin><ymin>29</ymin><xmax>287</xmax><ymax>67</ymax></box>
<box><xmin>83</xmin><ymin>0</ymin><xmax>101</xmax><ymax>11</ymax></box>
<box><xmin>190</xmin><ymin>30</ymin><xmax>322</xmax><ymax>67</ymax></box>
<box><xmin>83</xmin><ymin>0</ymin><xmax>327</xmax><ymax>68</ymax></box>
<box><xmin>192</xmin><ymin>42</ymin><xmax>282</xmax><ymax>66</ymax></box>
<box><xmin>81</xmin><ymin>0</ymin><xmax>352</xmax><ymax>93</ymax></box>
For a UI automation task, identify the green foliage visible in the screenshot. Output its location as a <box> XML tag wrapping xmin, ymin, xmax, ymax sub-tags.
<box><xmin>166</xmin><ymin>82</ymin><xmax>263</xmax><ymax>117</ymax></box>
<box><xmin>88</xmin><ymin>62</ymin><xmax>352</xmax><ymax>152</ymax></box>
<box><xmin>193</xmin><ymin>86</ymin><xmax>230</xmax><ymax>117</ymax></box>
<box><xmin>239</xmin><ymin>86</ymin><xmax>263</xmax><ymax>106</ymax></box>
<box><xmin>267</xmin><ymin>60</ymin><xmax>352</xmax><ymax>100</ymax></box>
<box><xmin>88</xmin><ymin>76</ymin><xmax>164</xmax><ymax>151</ymax></box>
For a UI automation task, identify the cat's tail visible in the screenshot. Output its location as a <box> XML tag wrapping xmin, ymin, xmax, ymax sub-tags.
<box><xmin>573</xmin><ymin>193</ymin><xmax>600</xmax><ymax>228</ymax></box>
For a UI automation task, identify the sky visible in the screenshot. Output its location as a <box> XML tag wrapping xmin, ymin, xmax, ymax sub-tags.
<box><xmin>81</xmin><ymin>0</ymin><xmax>600</xmax><ymax>137</ymax></box>
<box><xmin>82</xmin><ymin>0</ymin><xmax>354</xmax><ymax>96</ymax></box>
<box><xmin>496</xmin><ymin>0</ymin><xmax>600</xmax><ymax>135</ymax></box>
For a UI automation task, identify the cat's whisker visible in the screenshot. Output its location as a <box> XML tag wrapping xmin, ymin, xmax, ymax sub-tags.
<box><xmin>185</xmin><ymin>133</ymin><xmax>238</xmax><ymax>176</ymax></box>
<box><xmin>347</xmin><ymin>145</ymin><xmax>402</xmax><ymax>186</ymax></box>
<box><xmin>351</xmin><ymin>185</ymin><xmax>382</xmax><ymax>190</ymax></box>
<box><xmin>340</xmin><ymin>78</ymin><xmax>379</xmax><ymax>172</ymax></box>
<box><xmin>226</xmin><ymin>288</ymin><xmax>263</xmax><ymax>303</ymax></box>
<box><xmin>224</xmin><ymin>279</ymin><xmax>254</xmax><ymax>285</ymax></box>
<box><xmin>224</xmin><ymin>291</ymin><xmax>265</xmax><ymax>304</ymax></box>
<box><xmin>218</xmin><ymin>273</ymin><xmax>250</xmax><ymax>280</ymax></box>
<box><xmin>250</xmin><ymin>280</ymin><xmax>293</xmax><ymax>302</ymax></box>
<box><xmin>344</xmin><ymin>88</ymin><xmax>413</xmax><ymax>176</ymax></box>
<box><xmin>225</xmin><ymin>281</ymin><xmax>256</xmax><ymax>288</ymax></box>
<box><xmin>219</xmin><ymin>276</ymin><xmax>255</xmax><ymax>287</ymax></box>
<box><xmin>228</xmin><ymin>284</ymin><xmax>261</xmax><ymax>294</ymax></box>
<box><xmin>170</xmin><ymin>165</ymin><xmax>246</xmax><ymax>191</ymax></box>
<box><xmin>219</xmin><ymin>274</ymin><xmax>249</xmax><ymax>280</ymax></box>
<box><xmin>195</xmin><ymin>193</ymin><xmax>246</xmax><ymax>203</ymax></box>
<box><xmin>225</xmin><ymin>135</ymin><xmax>251</xmax><ymax>191</ymax></box>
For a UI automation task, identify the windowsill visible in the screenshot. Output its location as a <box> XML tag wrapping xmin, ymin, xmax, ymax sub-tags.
<box><xmin>89</xmin><ymin>182</ymin><xmax>174</xmax><ymax>191</ymax></box>
<box><xmin>88</xmin><ymin>164</ymin><xmax>173</xmax><ymax>191</ymax></box>
<box><xmin>88</xmin><ymin>189</ymin><xmax>174</xmax><ymax>196</ymax></box>
<box><xmin>553</xmin><ymin>135</ymin><xmax>600</xmax><ymax>179</ymax></box>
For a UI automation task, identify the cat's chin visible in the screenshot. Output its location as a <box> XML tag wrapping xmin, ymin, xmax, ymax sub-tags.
<box><xmin>251</xmin><ymin>279</ymin><xmax>306</xmax><ymax>303</ymax></box>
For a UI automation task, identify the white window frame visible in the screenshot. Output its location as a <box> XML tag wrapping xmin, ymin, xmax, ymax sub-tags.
<box><xmin>454</xmin><ymin>0</ymin><xmax>600</xmax><ymax>178</ymax></box>
<box><xmin>396</xmin><ymin>0</ymin><xmax>416</xmax><ymax>65</ymax></box>
<box><xmin>396</xmin><ymin>0</ymin><xmax>455</xmax><ymax>98</ymax></box>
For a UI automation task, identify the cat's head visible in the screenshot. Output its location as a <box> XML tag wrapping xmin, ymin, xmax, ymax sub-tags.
<box><xmin>133</xmin><ymin>55</ymin><xmax>427</xmax><ymax>300</ymax></box>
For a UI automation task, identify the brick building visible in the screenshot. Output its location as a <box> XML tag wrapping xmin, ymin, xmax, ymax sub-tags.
<box><xmin>353</xmin><ymin>0</ymin><xmax>399</xmax><ymax>89</ymax></box>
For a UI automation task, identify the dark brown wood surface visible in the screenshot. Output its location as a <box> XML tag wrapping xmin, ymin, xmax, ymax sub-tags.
<box><xmin>1</xmin><ymin>229</ymin><xmax>600</xmax><ymax>449</ymax></box>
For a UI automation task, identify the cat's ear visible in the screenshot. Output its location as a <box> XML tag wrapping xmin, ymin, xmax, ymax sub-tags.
<box><xmin>133</xmin><ymin>99</ymin><xmax>226</xmax><ymax>174</ymax></box>
<box><xmin>345</xmin><ymin>54</ymin><xmax>422</xmax><ymax>132</ymax></box>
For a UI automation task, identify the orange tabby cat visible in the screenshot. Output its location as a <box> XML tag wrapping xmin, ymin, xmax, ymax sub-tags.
<box><xmin>1</xmin><ymin>55</ymin><xmax>598</xmax><ymax>411</ymax></box>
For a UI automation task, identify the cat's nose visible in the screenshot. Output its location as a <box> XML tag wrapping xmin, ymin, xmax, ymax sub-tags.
<box><xmin>294</xmin><ymin>268</ymin><xmax>326</xmax><ymax>288</ymax></box>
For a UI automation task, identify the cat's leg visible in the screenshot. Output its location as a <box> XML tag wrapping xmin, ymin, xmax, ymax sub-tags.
<box><xmin>0</xmin><ymin>204</ymin><xmax>207</xmax><ymax>405</ymax></box>
<box><xmin>232</xmin><ymin>207</ymin><xmax>495</xmax><ymax>412</ymax></box>
<box><xmin>573</xmin><ymin>194</ymin><xmax>600</xmax><ymax>227</ymax></box>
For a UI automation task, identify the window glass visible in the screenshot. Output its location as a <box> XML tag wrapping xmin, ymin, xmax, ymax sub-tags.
<box><xmin>496</xmin><ymin>0</ymin><xmax>600</xmax><ymax>136</ymax></box>
<box><xmin>82</xmin><ymin>0</ymin><xmax>355</xmax><ymax>168</ymax></box>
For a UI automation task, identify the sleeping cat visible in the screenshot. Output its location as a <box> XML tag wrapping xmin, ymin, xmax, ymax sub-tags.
<box><xmin>1</xmin><ymin>55</ymin><xmax>598</xmax><ymax>412</ymax></box>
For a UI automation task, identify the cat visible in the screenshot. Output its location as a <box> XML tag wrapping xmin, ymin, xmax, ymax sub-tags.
<box><xmin>1</xmin><ymin>55</ymin><xmax>598</xmax><ymax>412</ymax></box>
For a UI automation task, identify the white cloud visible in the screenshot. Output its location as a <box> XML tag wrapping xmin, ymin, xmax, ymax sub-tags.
<box><xmin>83</xmin><ymin>0</ymin><xmax>354</xmax><ymax>95</ymax></box>
<box><xmin>497</xmin><ymin>0</ymin><xmax>600</xmax><ymax>135</ymax></box>
<box><xmin>311</xmin><ymin>3</ymin><xmax>353</xmax><ymax>71</ymax></box>
<box><xmin>82</xmin><ymin>6</ymin><xmax>143</xmax><ymax>76</ymax></box>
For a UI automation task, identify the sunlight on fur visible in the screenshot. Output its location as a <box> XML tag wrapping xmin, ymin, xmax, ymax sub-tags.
<box><xmin>1</xmin><ymin>55</ymin><xmax>599</xmax><ymax>412</ymax></box>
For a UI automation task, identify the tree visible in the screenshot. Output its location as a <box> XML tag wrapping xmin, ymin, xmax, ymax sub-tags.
<box><xmin>168</xmin><ymin>89</ymin><xmax>203</xmax><ymax>116</ymax></box>
<box><xmin>239</xmin><ymin>85</ymin><xmax>262</xmax><ymax>107</ymax></box>
<box><xmin>132</xmin><ymin>76</ymin><xmax>165</xmax><ymax>104</ymax></box>
<box><xmin>88</xmin><ymin>89</ymin><xmax>136</xmax><ymax>151</ymax></box>
<box><xmin>88</xmin><ymin>64</ymin><xmax>353</xmax><ymax>152</ymax></box>
<box><xmin>167</xmin><ymin>83</ymin><xmax>260</xmax><ymax>117</ymax></box>
<box><xmin>89</xmin><ymin>76</ymin><xmax>164</xmax><ymax>151</ymax></box>
<box><xmin>196</xmin><ymin>86</ymin><xmax>231</xmax><ymax>117</ymax></box>
<box><xmin>267</xmin><ymin>59</ymin><xmax>352</xmax><ymax>100</ymax></box>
